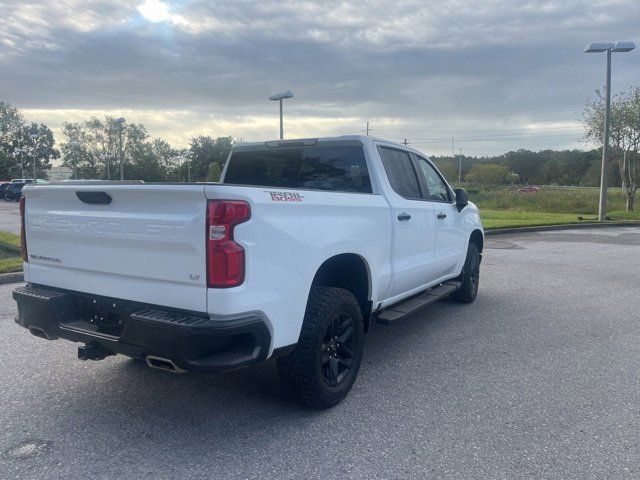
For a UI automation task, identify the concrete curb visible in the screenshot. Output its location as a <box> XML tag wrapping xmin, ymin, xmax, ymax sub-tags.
<box><xmin>0</xmin><ymin>271</ymin><xmax>23</xmax><ymax>285</ymax></box>
<box><xmin>485</xmin><ymin>221</ymin><xmax>640</xmax><ymax>236</ymax></box>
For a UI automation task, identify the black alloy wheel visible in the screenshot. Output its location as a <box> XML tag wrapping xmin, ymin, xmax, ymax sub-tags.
<box><xmin>321</xmin><ymin>312</ymin><xmax>356</xmax><ymax>387</ymax></box>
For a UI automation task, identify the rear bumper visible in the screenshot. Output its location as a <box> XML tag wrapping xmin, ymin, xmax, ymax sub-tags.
<box><xmin>12</xmin><ymin>284</ymin><xmax>271</xmax><ymax>372</ymax></box>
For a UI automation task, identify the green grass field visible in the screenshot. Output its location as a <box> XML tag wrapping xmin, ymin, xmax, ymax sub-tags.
<box><xmin>0</xmin><ymin>231</ymin><xmax>22</xmax><ymax>274</ymax></box>
<box><xmin>468</xmin><ymin>185</ymin><xmax>628</xmax><ymax>214</ymax></box>
<box><xmin>0</xmin><ymin>231</ymin><xmax>20</xmax><ymax>248</ymax></box>
<box><xmin>470</xmin><ymin>185</ymin><xmax>640</xmax><ymax>229</ymax></box>
<box><xmin>480</xmin><ymin>210</ymin><xmax>584</xmax><ymax>229</ymax></box>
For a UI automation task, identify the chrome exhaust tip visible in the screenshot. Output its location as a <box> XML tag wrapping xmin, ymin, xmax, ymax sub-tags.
<box><xmin>145</xmin><ymin>355</ymin><xmax>186</xmax><ymax>373</ymax></box>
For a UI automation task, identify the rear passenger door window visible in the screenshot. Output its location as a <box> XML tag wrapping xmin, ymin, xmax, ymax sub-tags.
<box><xmin>378</xmin><ymin>147</ymin><xmax>422</xmax><ymax>199</ymax></box>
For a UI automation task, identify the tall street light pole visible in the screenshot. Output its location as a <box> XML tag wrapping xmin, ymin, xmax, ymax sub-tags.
<box><xmin>584</xmin><ymin>41</ymin><xmax>635</xmax><ymax>221</ymax></box>
<box><xmin>29</xmin><ymin>133</ymin><xmax>38</xmax><ymax>180</ymax></box>
<box><xmin>268</xmin><ymin>91</ymin><xmax>294</xmax><ymax>139</ymax></box>
<box><xmin>115</xmin><ymin>117</ymin><xmax>126</xmax><ymax>180</ymax></box>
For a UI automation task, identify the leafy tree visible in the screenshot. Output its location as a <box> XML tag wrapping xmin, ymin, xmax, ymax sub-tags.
<box><xmin>61</xmin><ymin>117</ymin><xmax>154</xmax><ymax>180</ymax></box>
<box><xmin>189</xmin><ymin>136</ymin><xmax>233</xmax><ymax>181</ymax></box>
<box><xmin>584</xmin><ymin>86</ymin><xmax>640</xmax><ymax>210</ymax></box>
<box><xmin>505</xmin><ymin>172</ymin><xmax>520</xmax><ymax>184</ymax></box>
<box><xmin>0</xmin><ymin>150</ymin><xmax>10</xmax><ymax>179</ymax></box>
<box><xmin>0</xmin><ymin>101</ymin><xmax>25</xmax><ymax>177</ymax></box>
<box><xmin>432</xmin><ymin>159</ymin><xmax>458</xmax><ymax>182</ymax></box>
<box><xmin>465</xmin><ymin>163</ymin><xmax>512</xmax><ymax>185</ymax></box>
<box><xmin>17</xmin><ymin>123</ymin><xmax>59</xmax><ymax>179</ymax></box>
<box><xmin>503</xmin><ymin>150</ymin><xmax>544</xmax><ymax>185</ymax></box>
<box><xmin>206</xmin><ymin>162</ymin><xmax>223</xmax><ymax>182</ymax></box>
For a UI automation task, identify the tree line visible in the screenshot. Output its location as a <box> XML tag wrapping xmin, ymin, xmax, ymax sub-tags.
<box><xmin>432</xmin><ymin>148</ymin><xmax>607</xmax><ymax>187</ymax></box>
<box><xmin>433</xmin><ymin>86</ymin><xmax>640</xmax><ymax>211</ymax></box>
<box><xmin>1</xmin><ymin>85</ymin><xmax>639</xmax><ymax>210</ymax></box>
<box><xmin>1</xmin><ymin>102</ymin><xmax>231</xmax><ymax>182</ymax></box>
<box><xmin>0</xmin><ymin>102</ymin><xmax>59</xmax><ymax>179</ymax></box>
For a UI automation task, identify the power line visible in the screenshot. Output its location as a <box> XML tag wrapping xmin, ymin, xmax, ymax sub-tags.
<box><xmin>408</xmin><ymin>133</ymin><xmax>583</xmax><ymax>143</ymax></box>
<box><xmin>376</xmin><ymin>126</ymin><xmax>583</xmax><ymax>134</ymax></box>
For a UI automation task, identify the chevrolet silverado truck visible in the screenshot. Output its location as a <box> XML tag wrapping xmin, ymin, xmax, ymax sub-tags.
<box><xmin>13</xmin><ymin>135</ymin><xmax>483</xmax><ymax>409</ymax></box>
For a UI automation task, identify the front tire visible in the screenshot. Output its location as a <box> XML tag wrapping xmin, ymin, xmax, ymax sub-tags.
<box><xmin>277</xmin><ymin>286</ymin><xmax>364</xmax><ymax>409</ymax></box>
<box><xmin>451</xmin><ymin>242</ymin><xmax>480</xmax><ymax>304</ymax></box>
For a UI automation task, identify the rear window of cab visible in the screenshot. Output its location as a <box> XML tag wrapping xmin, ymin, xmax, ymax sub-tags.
<box><xmin>224</xmin><ymin>145</ymin><xmax>372</xmax><ymax>193</ymax></box>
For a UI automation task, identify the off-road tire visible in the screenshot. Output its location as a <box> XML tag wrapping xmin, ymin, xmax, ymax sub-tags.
<box><xmin>277</xmin><ymin>286</ymin><xmax>364</xmax><ymax>409</ymax></box>
<box><xmin>451</xmin><ymin>242</ymin><xmax>480</xmax><ymax>304</ymax></box>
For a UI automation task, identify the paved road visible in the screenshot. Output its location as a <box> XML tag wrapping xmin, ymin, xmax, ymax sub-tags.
<box><xmin>0</xmin><ymin>201</ymin><xmax>20</xmax><ymax>235</ymax></box>
<box><xmin>1</xmin><ymin>227</ymin><xmax>640</xmax><ymax>479</ymax></box>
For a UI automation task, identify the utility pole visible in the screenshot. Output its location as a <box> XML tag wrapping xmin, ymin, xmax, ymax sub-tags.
<box><xmin>458</xmin><ymin>149</ymin><xmax>463</xmax><ymax>183</ymax></box>
<box><xmin>402</xmin><ymin>138</ymin><xmax>409</xmax><ymax>146</ymax></box>
<box><xmin>366</xmin><ymin>122</ymin><xmax>370</xmax><ymax>136</ymax></box>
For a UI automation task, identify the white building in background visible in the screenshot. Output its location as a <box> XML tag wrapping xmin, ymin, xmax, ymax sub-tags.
<box><xmin>48</xmin><ymin>166</ymin><xmax>73</xmax><ymax>181</ymax></box>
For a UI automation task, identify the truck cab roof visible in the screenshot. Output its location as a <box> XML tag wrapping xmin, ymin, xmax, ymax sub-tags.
<box><xmin>233</xmin><ymin>135</ymin><xmax>429</xmax><ymax>157</ymax></box>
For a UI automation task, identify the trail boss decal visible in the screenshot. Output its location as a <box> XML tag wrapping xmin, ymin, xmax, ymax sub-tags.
<box><xmin>265</xmin><ymin>191</ymin><xmax>304</xmax><ymax>202</ymax></box>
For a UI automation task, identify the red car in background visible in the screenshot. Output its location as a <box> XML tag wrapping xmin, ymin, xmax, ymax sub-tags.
<box><xmin>518</xmin><ymin>186</ymin><xmax>540</xmax><ymax>193</ymax></box>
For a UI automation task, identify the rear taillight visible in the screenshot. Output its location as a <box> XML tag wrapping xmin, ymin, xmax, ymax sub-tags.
<box><xmin>207</xmin><ymin>200</ymin><xmax>250</xmax><ymax>288</ymax></box>
<box><xmin>19</xmin><ymin>196</ymin><xmax>27</xmax><ymax>262</ymax></box>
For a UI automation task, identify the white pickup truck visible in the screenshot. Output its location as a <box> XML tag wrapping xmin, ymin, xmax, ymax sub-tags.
<box><xmin>13</xmin><ymin>135</ymin><xmax>483</xmax><ymax>408</ymax></box>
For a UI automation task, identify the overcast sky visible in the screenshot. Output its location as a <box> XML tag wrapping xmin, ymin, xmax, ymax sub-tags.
<box><xmin>1</xmin><ymin>0</ymin><xmax>639</xmax><ymax>157</ymax></box>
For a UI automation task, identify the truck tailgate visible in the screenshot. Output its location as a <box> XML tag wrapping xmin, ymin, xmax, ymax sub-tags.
<box><xmin>23</xmin><ymin>184</ymin><xmax>208</xmax><ymax>312</ymax></box>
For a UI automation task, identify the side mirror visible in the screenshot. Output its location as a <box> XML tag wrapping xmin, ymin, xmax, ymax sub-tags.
<box><xmin>455</xmin><ymin>188</ymin><xmax>468</xmax><ymax>212</ymax></box>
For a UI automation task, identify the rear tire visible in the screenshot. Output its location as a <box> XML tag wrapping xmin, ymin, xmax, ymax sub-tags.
<box><xmin>277</xmin><ymin>286</ymin><xmax>364</xmax><ymax>409</ymax></box>
<box><xmin>451</xmin><ymin>242</ymin><xmax>480</xmax><ymax>304</ymax></box>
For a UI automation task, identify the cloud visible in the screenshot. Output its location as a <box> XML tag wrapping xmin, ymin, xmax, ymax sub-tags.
<box><xmin>1</xmin><ymin>0</ymin><xmax>638</xmax><ymax>155</ymax></box>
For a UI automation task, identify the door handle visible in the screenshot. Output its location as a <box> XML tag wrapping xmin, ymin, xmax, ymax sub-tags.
<box><xmin>437</xmin><ymin>212</ymin><xmax>447</xmax><ymax>220</ymax></box>
<box><xmin>397</xmin><ymin>213</ymin><xmax>412</xmax><ymax>221</ymax></box>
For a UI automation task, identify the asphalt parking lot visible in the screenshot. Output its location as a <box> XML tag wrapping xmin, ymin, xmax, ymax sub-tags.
<box><xmin>1</xmin><ymin>227</ymin><xmax>639</xmax><ymax>479</ymax></box>
<box><xmin>0</xmin><ymin>201</ymin><xmax>20</xmax><ymax>235</ymax></box>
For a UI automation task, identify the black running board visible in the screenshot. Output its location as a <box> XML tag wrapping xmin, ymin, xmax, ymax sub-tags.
<box><xmin>375</xmin><ymin>281</ymin><xmax>461</xmax><ymax>325</ymax></box>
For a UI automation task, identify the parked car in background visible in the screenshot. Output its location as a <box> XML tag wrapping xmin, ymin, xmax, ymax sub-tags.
<box><xmin>3</xmin><ymin>179</ymin><xmax>46</xmax><ymax>202</ymax></box>
<box><xmin>4</xmin><ymin>181</ymin><xmax>29</xmax><ymax>201</ymax></box>
<box><xmin>518</xmin><ymin>186</ymin><xmax>540</xmax><ymax>193</ymax></box>
<box><xmin>0</xmin><ymin>182</ymin><xmax>10</xmax><ymax>197</ymax></box>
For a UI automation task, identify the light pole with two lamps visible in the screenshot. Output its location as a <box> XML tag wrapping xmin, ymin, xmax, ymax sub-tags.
<box><xmin>584</xmin><ymin>41</ymin><xmax>635</xmax><ymax>221</ymax></box>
